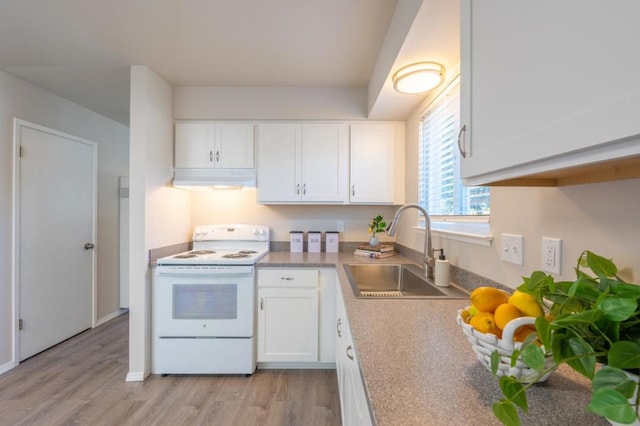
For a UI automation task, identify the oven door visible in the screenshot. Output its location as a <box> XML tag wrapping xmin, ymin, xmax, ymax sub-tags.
<box><xmin>153</xmin><ymin>265</ymin><xmax>255</xmax><ymax>338</ymax></box>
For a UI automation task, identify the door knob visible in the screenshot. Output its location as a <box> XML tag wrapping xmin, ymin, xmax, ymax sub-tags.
<box><xmin>84</xmin><ymin>243</ymin><xmax>95</xmax><ymax>250</ymax></box>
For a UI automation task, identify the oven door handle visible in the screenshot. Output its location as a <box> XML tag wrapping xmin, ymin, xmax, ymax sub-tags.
<box><xmin>156</xmin><ymin>266</ymin><xmax>254</xmax><ymax>276</ymax></box>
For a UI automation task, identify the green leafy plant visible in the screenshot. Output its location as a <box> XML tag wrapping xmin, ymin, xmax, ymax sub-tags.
<box><xmin>368</xmin><ymin>215</ymin><xmax>386</xmax><ymax>237</ymax></box>
<box><xmin>492</xmin><ymin>250</ymin><xmax>640</xmax><ymax>426</ymax></box>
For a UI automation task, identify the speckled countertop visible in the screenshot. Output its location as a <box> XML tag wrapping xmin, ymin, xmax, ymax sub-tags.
<box><xmin>258</xmin><ymin>251</ymin><xmax>606</xmax><ymax>426</ymax></box>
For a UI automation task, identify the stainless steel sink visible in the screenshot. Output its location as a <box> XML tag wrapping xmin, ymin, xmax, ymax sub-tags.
<box><xmin>344</xmin><ymin>263</ymin><xmax>468</xmax><ymax>299</ymax></box>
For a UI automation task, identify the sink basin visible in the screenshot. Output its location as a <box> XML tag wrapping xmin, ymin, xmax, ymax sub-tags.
<box><xmin>344</xmin><ymin>263</ymin><xmax>468</xmax><ymax>299</ymax></box>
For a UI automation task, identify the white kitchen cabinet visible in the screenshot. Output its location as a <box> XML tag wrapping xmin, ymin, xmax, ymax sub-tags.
<box><xmin>460</xmin><ymin>0</ymin><xmax>640</xmax><ymax>186</ymax></box>
<box><xmin>257</xmin><ymin>269</ymin><xmax>319</xmax><ymax>363</ymax></box>
<box><xmin>336</xmin><ymin>285</ymin><xmax>372</xmax><ymax>426</ymax></box>
<box><xmin>257</xmin><ymin>123</ymin><xmax>349</xmax><ymax>204</ymax></box>
<box><xmin>349</xmin><ymin>123</ymin><xmax>404</xmax><ymax>204</ymax></box>
<box><xmin>175</xmin><ymin>122</ymin><xmax>254</xmax><ymax>169</ymax></box>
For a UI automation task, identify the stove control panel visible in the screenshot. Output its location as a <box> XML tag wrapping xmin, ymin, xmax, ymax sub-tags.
<box><xmin>193</xmin><ymin>224</ymin><xmax>270</xmax><ymax>242</ymax></box>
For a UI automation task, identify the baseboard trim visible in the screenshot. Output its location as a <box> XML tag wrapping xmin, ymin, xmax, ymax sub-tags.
<box><xmin>126</xmin><ymin>371</ymin><xmax>145</xmax><ymax>382</ymax></box>
<box><xmin>0</xmin><ymin>360</ymin><xmax>17</xmax><ymax>375</ymax></box>
<box><xmin>258</xmin><ymin>362</ymin><xmax>336</xmax><ymax>370</ymax></box>
<box><xmin>95</xmin><ymin>308</ymin><xmax>128</xmax><ymax>327</ymax></box>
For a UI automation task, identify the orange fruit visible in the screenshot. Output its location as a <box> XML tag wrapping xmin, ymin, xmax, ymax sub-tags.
<box><xmin>470</xmin><ymin>287</ymin><xmax>509</xmax><ymax>313</ymax></box>
<box><xmin>469</xmin><ymin>312</ymin><xmax>501</xmax><ymax>336</ymax></box>
<box><xmin>513</xmin><ymin>325</ymin><xmax>538</xmax><ymax>343</ymax></box>
<box><xmin>494</xmin><ymin>303</ymin><xmax>523</xmax><ymax>330</ymax></box>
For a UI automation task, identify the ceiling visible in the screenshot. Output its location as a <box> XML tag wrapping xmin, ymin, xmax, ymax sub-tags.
<box><xmin>0</xmin><ymin>0</ymin><xmax>459</xmax><ymax>125</ymax></box>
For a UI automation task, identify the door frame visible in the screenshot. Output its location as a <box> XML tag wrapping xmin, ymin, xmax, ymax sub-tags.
<box><xmin>11</xmin><ymin>118</ymin><xmax>98</xmax><ymax>367</ymax></box>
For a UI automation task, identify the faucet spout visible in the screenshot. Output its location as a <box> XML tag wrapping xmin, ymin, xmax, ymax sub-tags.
<box><xmin>386</xmin><ymin>203</ymin><xmax>434</xmax><ymax>279</ymax></box>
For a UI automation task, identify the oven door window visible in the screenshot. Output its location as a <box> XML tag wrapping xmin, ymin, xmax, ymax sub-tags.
<box><xmin>172</xmin><ymin>284</ymin><xmax>237</xmax><ymax>320</ymax></box>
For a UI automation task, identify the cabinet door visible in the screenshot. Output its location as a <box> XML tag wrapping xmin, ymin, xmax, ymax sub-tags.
<box><xmin>350</xmin><ymin>124</ymin><xmax>396</xmax><ymax>203</ymax></box>
<box><xmin>301</xmin><ymin>123</ymin><xmax>348</xmax><ymax>203</ymax></box>
<box><xmin>257</xmin><ymin>286</ymin><xmax>319</xmax><ymax>362</ymax></box>
<box><xmin>460</xmin><ymin>0</ymin><xmax>640</xmax><ymax>184</ymax></box>
<box><xmin>215</xmin><ymin>123</ymin><xmax>255</xmax><ymax>169</ymax></box>
<box><xmin>175</xmin><ymin>123</ymin><xmax>213</xmax><ymax>168</ymax></box>
<box><xmin>257</xmin><ymin>124</ymin><xmax>302</xmax><ymax>202</ymax></box>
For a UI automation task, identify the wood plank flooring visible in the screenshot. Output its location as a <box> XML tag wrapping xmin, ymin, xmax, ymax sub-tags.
<box><xmin>0</xmin><ymin>314</ymin><xmax>341</xmax><ymax>426</ymax></box>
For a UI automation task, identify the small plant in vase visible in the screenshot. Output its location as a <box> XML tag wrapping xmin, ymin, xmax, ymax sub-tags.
<box><xmin>368</xmin><ymin>215</ymin><xmax>386</xmax><ymax>247</ymax></box>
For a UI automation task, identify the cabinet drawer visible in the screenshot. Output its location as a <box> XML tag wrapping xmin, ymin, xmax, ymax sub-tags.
<box><xmin>258</xmin><ymin>269</ymin><xmax>318</xmax><ymax>287</ymax></box>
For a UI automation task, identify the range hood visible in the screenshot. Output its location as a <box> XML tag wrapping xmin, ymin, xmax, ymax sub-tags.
<box><xmin>172</xmin><ymin>168</ymin><xmax>257</xmax><ymax>188</ymax></box>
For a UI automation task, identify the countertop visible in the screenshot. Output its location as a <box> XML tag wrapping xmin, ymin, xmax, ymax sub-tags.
<box><xmin>258</xmin><ymin>251</ymin><xmax>606</xmax><ymax>426</ymax></box>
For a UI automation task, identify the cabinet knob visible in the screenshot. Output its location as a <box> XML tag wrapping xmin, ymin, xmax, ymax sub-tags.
<box><xmin>280</xmin><ymin>277</ymin><xmax>294</xmax><ymax>281</ymax></box>
<box><xmin>296</xmin><ymin>183</ymin><xmax>300</xmax><ymax>195</ymax></box>
<box><xmin>351</xmin><ymin>185</ymin><xmax>355</xmax><ymax>196</ymax></box>
<box><xmin>209</xmin><ymin>150</ymin><xmax>213</xmax><ymax>162</ymax></box>
<box><xmin>260</xmin><ymin>297</ymin><xmax>264</xmax><ymax>310</ymax></box>
<box><xmin>457</xmin><ymin>125</ymin><xmax>467</xmax><ymax>158</ymax></box>
<box><xmin>215</xmin><ymin>150</ymin><xmax>220</xmax><ymax>163</ymax></box>
<box><xmin>303</xmin><ymin>183</ymin><xmax>306</xmax><ymax>195</ymax></box>
<box><xmin>337</xmin><ymin>318</ymin><xmax>342</xmax><ymax>337</ymax></box>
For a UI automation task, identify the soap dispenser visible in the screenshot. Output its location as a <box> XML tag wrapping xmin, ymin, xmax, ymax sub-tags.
<box><xmin>434</xmin><ymin>249</ymin><xmax>450</xmax><ymax>287</ymax></box>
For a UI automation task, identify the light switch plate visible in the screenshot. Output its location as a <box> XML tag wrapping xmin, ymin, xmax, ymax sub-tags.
<box><xmin>501</xmin><ymin>234</ymin><xmax>524</xmax><ymax>266</ymax></box>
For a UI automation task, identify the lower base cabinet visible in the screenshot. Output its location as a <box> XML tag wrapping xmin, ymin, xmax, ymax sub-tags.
<box><xmin>257</xmin><ymin>268</ymin><xmax>336</xmax><ymax>365</ymax></box>
<box><xmin>336</xmin><ymin>286</ymin><xmax>373</xmax><ymax>426</ymax></box>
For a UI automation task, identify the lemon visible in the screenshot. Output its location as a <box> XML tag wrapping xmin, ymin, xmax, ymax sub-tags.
<box><xmin>494</xmin><ymin>303</ymin><xmax>523</xmax><ymax>330</ymax></box>
<box><xmin>470</xmin><ymin>287</ymin><xmax>509</xmax><ymax>313</ymax></box>
<box><xmin>469</xmin><ymin>311</ymin><xmax>500</xmax><ymax>336</ymax></box>
<box><xmin>508</xmin><ymin>291</ymin><xmax>544</xmax><ymax>317</ymax></box>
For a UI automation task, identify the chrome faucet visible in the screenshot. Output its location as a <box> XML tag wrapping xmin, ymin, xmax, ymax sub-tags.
<box><xmin>386</xmin><ymin>203</ymin><xmax>434</xmax><ymax>279</ymax></box>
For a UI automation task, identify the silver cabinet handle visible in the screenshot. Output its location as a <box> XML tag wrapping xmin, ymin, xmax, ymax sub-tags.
<box><xmin>260</xmin><ymin>298</ymin><xmax>264</xmax><ymax>310</ymax></box>
<box><xmin>280</xmin><ymin>277</ymin><xmax>294</xmax><ymax>281</ymax></box>
<box><xmin>303</xmin><ymin>183</ymin><xmax>306</xmax><ymax>195</ymax></box>
<box><xmin>346</xmin><ymin>345</ymin><xmax>354</xmax><ymax>361</ymax></box>
<box><xmin>84</xmin><ymin>243</ymin><xmax>95</xmax><ymax>250</ymax></box>
<box><xmin>337</xmin><ymin>318</ymin><xmax>342</xmax><ymax>337</ymax></box>
<box><xmin>457</xmin><ymin>124</ymin><xmax>467</xmax><ymax>158</ymax></box>
<box><xmin>351</xmin><ymin>185</ymin><xmax>355</xmax><ymax>196</ymax></box>
<box><xmin>215</xmin><ymin>150</ymin><xmax>220</xmax><ymax>163</ymax></box>
<box><xmin>296</xmin><ymin>183</ymin><xmax>300</xmax><ymax>195</ymax></box>
<box><xmin>209</xmin><ymin>150</ymin><xmax>213</xmax><ymax>162</ymax></box>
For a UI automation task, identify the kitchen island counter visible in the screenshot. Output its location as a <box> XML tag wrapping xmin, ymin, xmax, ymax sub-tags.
<box><xmin>258</xmin><ymin>251</ymin><xmax>606</xmax><ymax>426</ymax></box>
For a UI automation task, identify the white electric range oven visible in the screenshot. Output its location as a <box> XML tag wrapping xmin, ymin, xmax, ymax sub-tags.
<box><xmin>152</xmin><ymin>224</ymin><xmax>269</xmax><ymax>375</ymax></box>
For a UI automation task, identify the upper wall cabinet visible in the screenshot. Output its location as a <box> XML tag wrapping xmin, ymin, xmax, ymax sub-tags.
<box><xmin>257</xmin><ymin>123</ymin><xmax>349</xmax><ymax>204</ymax></box>
<box><xmin>460</xmin><ymin>1</ymin><xmax>640</xmax><ymax>186</ymax></box>
<box><xmin>175</xmin><ymin>122</ymin><xmax>255</xmax><ymax>169</ymax></box>
<box><xmin>349</xmin><ymin>123</ymin><xmax>404</xmax><ymax>204</ymax></box>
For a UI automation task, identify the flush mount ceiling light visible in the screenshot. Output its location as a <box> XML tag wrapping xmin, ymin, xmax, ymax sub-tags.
<box><xmin>392</xmin><ymin>62</ymin><xmax>445</xmax><ymax>94</ymax></box>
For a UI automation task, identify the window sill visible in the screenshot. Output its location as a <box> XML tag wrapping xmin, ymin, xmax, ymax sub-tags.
<box><xmin>413</xmin><ymin>220</ymin><xmax>493</xmax><ymax>247</ymax></box>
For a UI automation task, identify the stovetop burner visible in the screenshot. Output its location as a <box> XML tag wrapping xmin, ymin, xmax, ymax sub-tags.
<box><xmin>190</xmin><ymin>250</ymin><xmax>215</xmax><ymax>255</ymax></box>
<box><xmin>173</xmin><ymin>253</ymin><xmax>197</xmax><ymax>259</ymax></box>
<box><xmin>222</xmin><ymin>253</ymin><xmax>250</xmax><ymax>259</ymax></box>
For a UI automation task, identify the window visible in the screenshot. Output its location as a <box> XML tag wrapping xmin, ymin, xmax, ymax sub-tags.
<box><xmin>418</xmin><ymin>80</ymin><xmax>490</xmax><ymax>216</ymax></box>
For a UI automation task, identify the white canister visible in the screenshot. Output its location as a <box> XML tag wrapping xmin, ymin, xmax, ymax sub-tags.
<box><xmin>290</xmin><ymin>231</ymin><xmax>304</xmax><ymax>253</ymax></box>
<box><xmin>307</xmin><ymin>231</ymin><xmax>322</xmax><ymax>253</ymax></box>
<box><xmin>325</xmin><ymin>232</ymin><xmax>339</xmax><ymax>253</ymax></box>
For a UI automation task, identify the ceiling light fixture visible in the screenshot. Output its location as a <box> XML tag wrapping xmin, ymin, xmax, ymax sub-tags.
<box><xmin>392</xmin><ymin>62</ymin><xmax>445</xmax><ymax>94</ymax></box>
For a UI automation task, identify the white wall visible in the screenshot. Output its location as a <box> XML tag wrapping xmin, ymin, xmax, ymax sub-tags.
<box><xmin>402</xmin><ymin>78</ymin><xmax>640</xmax><ymax>288</ymax></box>
<box><xmin>173</xmin><ymin>86</ymin><xmax>368</xmax><ymax>120</ymax></box>
<box><xmin>191</xmin><ymin>189</ymin><xmax>399</xmax><ymax>244</ymax></box>
<box><xmin>0</xmin><ymin>70</ymin><xmax>128</xmax><ymax>371</ymax></box>
<box><xmin>128</xmin><ymin>66</ymin><xmax>191</xmax><ymax>380</ymax></box>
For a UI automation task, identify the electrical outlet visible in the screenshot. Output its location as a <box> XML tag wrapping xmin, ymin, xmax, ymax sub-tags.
<box><xmin>337</xmin><ymin>220</ymin><xmax>345</xmax><ymax>232</ymax></box>
<box><xmin>542</xmin><ymin>237</ymin><xmax>562</xmax><ymax>274</ymax></box>
<box><xmin>501</xmin><ymin>234</ymin><xmax>524</xmax><ymax>266</ymax></box>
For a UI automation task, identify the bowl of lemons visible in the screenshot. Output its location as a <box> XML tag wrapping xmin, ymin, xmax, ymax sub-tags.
<box><xmin>456</xmin><ymin>287</ymin><xmax>553</xmax><ymax>382</ymax></box>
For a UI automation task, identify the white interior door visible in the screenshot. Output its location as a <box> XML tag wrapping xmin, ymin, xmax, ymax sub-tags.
<box><xmin>18</xmin><ymin>123</ymin><xmax>95</xmax><ymax>360</ymax></box>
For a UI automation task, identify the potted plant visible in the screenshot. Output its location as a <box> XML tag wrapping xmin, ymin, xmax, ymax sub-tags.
<box><xmin>491</xmin><ymin>251</ymin><xmax>640</xmax><ymax>426</ymax></box>
<box><xmin>367</xmin><ymin>215</ymin><xmax>386</xmax><ymax>246</ymax></box>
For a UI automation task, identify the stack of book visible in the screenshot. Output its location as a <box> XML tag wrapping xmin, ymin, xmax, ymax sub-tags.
<box><xmin>353</xmin><ymin>243</ymin><xmax>395</xmax><ymax>259</ymax></box>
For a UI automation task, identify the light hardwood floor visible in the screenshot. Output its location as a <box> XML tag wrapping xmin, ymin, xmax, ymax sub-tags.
<box><xmin>0</xmin><ymin>314</ymin><xmax>341</xmax><ymax>426</ymax></box>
